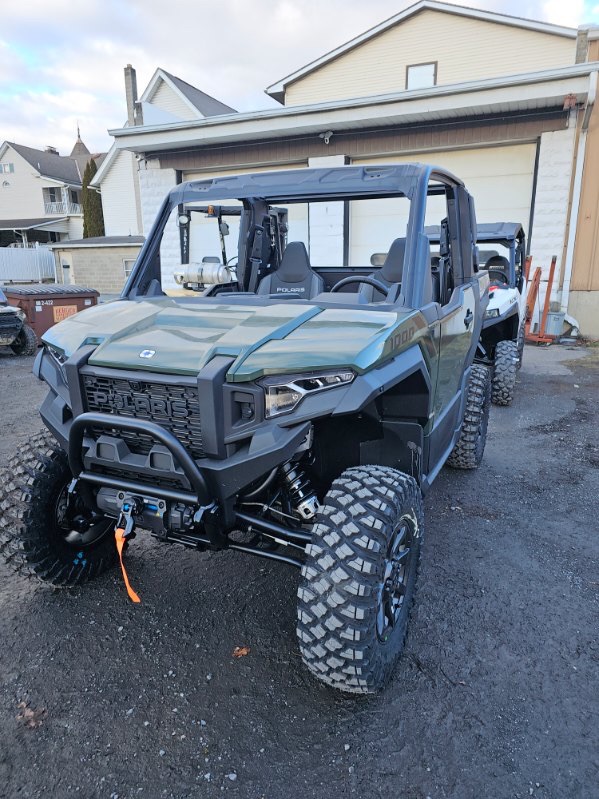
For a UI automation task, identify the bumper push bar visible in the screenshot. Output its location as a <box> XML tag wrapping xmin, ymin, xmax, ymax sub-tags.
<box><xmin>68</xmin><ymin>412</ymin><xmax>211</xmax><ymax>505</ymax></box>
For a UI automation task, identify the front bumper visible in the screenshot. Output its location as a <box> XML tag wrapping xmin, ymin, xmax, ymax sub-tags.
<box><xmin>38</xmin><ymin>346</ymin><xmax>311</xmax><ymax>506</ymax></box>
<box><xmin>0</xmin><ymin>312</ymin><xmax>23</xmax><ymax>345</ymax></box>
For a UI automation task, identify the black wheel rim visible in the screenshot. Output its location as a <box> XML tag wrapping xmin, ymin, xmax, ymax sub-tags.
<box><xmin>53</xmin><ymin>482</ymin><xmax>112</xmax><ymax>550</ymax></box>
<box><xmin>376</xmin><ymin>515</ymin><xmax>415</xmax><ymax>643</ymax></box>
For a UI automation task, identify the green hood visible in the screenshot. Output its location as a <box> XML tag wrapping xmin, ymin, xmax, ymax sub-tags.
<box><xmin>42</xmin><ymin>298</ymin><xmax>425</xmax><ymax>381</ymax></box>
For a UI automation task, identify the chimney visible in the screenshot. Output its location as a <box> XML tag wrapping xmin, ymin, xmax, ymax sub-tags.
<box><xmin>124</xmin><ymin>64</ymin><xmax>139</xmax><ymax>126</ymax></box>
<box><xmin>575</xmin><ymin>27</ymin><xmax>589</xmax><ymax>63</ymax></box>
<box><xmin>45</xmin><ymin>146</ymin><xmax>59</xmax><ymax>155</ymax></box>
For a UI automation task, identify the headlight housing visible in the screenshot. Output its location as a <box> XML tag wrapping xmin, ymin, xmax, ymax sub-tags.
<box><xmin>45</xmin><ymin>344</ymin><xmax>68</xmax><ymax>380</ymax></box>
<box><xmin>484</xmin><ymin>308</ymin><xmax>500</xmax><ymax>319</ymax></box>
<box><xmin>263</xmin><ymin>370</ymin><xmax>355</xmax><ymax>418</ymax></box>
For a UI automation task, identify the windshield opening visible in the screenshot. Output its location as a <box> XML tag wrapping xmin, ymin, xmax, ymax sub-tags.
<box><xmin>153</xmin><ymin>192</ymin><xmax>413</xmax><ymax>298</ymax></box>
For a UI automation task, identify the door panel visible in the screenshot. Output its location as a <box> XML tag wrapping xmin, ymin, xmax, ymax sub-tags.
<box><xmin>427</xmin><ymin>283</ymin><xmax>478</xmax><ymax>470</ymax></box>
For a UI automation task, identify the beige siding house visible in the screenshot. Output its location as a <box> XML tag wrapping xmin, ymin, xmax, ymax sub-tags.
<box><xmin>103</xmin><ymin>0</ymin><xmax>599</xmax><ymax>335</ymax></box>
<box><xmin>278</xmin><ymin>7</ymin><xmax>577</xmax><ymax>106</ymax></box>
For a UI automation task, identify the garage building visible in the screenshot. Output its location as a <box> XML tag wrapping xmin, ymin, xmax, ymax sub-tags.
<box><xmin>95</xmin><ymin>0</ymin><xmax>599</xmax><ymax>335</ymax></box>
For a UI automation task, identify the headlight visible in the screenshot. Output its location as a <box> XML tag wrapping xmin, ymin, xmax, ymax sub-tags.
<box><xmin>484</xmin><ymin>308</ymin><xmax>500</xmax><ymax>319</ymax></box>
<box><xmin>46</xmin><ymin>344</ymin><xmax>68</xmax><ymax>380</ymax></box>
<box><xmin>263</xmin><ymin>370</ymin><xmax>355</xmax><ymax>418</ymax></box>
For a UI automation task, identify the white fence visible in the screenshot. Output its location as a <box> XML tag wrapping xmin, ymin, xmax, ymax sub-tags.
<box><xmin>0</xmin><ymin>246</ymin><xmax>56</xmax><ymax>283</ymax></box>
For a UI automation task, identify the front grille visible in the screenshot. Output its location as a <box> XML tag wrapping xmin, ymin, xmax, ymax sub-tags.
<box><xmin>82</xmin><ymin>373</ymin><xmax>204</xmax><ymax>459</ymax></box>
<box><xmin>0</xmin><ymin>313</ymin><xmax>20</xmax><ymax>330</ymax></box>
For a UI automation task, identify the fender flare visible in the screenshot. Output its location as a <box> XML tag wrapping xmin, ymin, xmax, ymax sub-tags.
<box><xmin>332</xmin><ymin>345</ymin><xmax>432</xmax><ymax>416</ymax></box>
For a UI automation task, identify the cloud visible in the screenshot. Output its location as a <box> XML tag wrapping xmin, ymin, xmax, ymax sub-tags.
<box><xmin>0</xmin><ymin>0</ymin><xmax>592</xmax><ymax>156</ymax></box>
<box><xmin>542</xmin><ymin>0</ymin><xmax>584</xmax><ymax>26</ymax></box>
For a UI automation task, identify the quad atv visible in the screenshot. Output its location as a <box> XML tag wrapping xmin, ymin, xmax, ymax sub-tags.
<box><xmin>0</xmin><ymin>286</ymin><xmax>38</xmax><ymax>356</ymax></box>
<box><xmin>428</xmin><ymin>223</ymin><xmax>527</xmax><ymax>405</ymax></box>
<box><xmin>1</xmin><ymin>165</ymin><xmax>490</xmax><ymax>694</ymax></box>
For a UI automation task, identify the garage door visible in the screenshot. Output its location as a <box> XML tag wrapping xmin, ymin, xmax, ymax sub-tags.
<box><xmin>183</xmin><ymin>164</ymin><xmax>309</xmax><ymax>260</ymax></box>
<box><xmin>350</xmin><ymin>144</ymin><xmax>536</xmax><ymax>265</ymax></box>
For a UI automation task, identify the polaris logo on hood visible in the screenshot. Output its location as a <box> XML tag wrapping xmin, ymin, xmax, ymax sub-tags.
<box><xmin>139</xmin><ymin>349</ymin><xmax>156</xmax><ymax>359</ymax></box>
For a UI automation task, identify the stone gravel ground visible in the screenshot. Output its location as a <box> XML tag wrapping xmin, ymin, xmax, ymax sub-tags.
<box><xmin>0</xmin><ymin>343</ymin><xmax>597</xmax><ymax>799</ymax></box>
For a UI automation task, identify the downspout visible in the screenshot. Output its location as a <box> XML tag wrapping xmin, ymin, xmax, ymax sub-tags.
<box><xmin>560</xmin><ymin>68</ymin><xmax>597</xmax><ymax>322</ymax></box>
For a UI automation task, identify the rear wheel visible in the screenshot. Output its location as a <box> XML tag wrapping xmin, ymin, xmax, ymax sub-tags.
<box><xmin>0</xmin><ymin>430</ymin><xmax>116</xmax><ymax>586</ymax></box>
<box><xmin>10</xmin><ymin>323</ymin><xmax>37</xmax><ymax>356</ymax></box>
<box><xmin>446</xmin><ymin>364</ymin><xmax>491</xmax><ymax>469</ymax></box>
<box><xmin>297</xmin><ymin>465</ymin><xmax>423</xmax><ymax>694</ymax></box>
<box><xmin>492</xmin><ymin>340</ymin><xmax>518</xmax><ymax>406</ymax></box>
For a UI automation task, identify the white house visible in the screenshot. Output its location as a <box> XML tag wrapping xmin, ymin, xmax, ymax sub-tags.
<box><xmin>0</xmin><ymin>135</ymin><xmax>105</xmax><ymax>248</ymax></box>
<box><xmin>92</xmin><ymin>66</ymin><xmax>236</xmax><ymax>238</ymax></box>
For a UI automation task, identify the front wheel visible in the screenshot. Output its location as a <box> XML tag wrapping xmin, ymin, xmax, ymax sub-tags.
<box><xmin>297</xmin><ymin>466</ymin><xmax>423</xmax><ymax>694</ymax></box>
<box><xmin>10</xmin><ymin>323</ymin><xmax>37</xmax><ymax>356</ymax></box>
<box><xmin>0</xmin><ymin>431</ymin><xmax>116</xmax><ymax>586</ymax></box>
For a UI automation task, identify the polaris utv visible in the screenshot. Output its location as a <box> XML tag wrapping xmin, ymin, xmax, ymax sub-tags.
<box><xmin>0</xmin><ymin>165</ymin><xmax>490</xmax><ymax>694</ymax></box>
<box><xmin>0</xmin><ymin>286</ymin><xmax>38</xmax><ymax>356</ymax></box>
<box><xmin>428</xmin><ymin>222</ymin><xmax>527</xmax><ymax>405</ymax></box>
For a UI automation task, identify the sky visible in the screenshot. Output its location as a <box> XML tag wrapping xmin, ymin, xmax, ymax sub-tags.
<box><xmin>1</xmin><ymin>0</ymin><xmax>598</xmax><ymax>156</ymax></box>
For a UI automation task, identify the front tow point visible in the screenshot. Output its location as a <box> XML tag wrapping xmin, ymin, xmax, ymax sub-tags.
<box><xmin>115</xmin><ymin>499</ymin><xmax>141</xmax><ymax>604</ymax></box>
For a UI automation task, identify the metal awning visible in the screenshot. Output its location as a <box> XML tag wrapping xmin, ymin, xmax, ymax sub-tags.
<box><xmin>108</xmin><ymin>63</ymin><xmax>597</xmax><ymax>155</ymax></box>
<box><xmin>0</xmin><ymin>217</ymin><xmax>70</xmax><ymax>233</ymax></box>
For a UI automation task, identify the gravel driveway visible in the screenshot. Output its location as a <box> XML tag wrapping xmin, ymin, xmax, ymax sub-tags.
<box><xmin>0</xmin><ymin>344</ymin><xmax>597</xmax><ymax>799</ymax></box>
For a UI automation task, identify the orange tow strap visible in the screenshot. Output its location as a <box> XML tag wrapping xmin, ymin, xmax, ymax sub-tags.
<box><xmin>115</xmin><ymin>527</ymin><xmax>141</xmax><ymax>603</ymax></box>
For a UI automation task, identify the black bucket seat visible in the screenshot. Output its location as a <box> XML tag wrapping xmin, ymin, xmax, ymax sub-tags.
<box><xmin>360</xmin><ymin>238</ymin><xmax>406</xmax><ymax>302</ymax></box>
<box><xmin>257</xmin><ymin>241</ymin><xmax>324</xmax><ymax>299</ymax></box>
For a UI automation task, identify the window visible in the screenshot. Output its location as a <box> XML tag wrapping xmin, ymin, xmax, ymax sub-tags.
<box><xmin>425</xmin><ymin>181</ymin><xmax>461</xmax><ymax>306</ymax></box>
<box><xmin>70</xmin><ymin>189</ymin><xmax>79</xmax><ymax>204</ymax></box>
<box><xmin>46</xmin><ymin>187</ymin><xmax>58</xmax><ymax>203</ymax></box>
<box><xmin>406</xmin><ymin>62</ymin><xmax>437</xmax><ymax>91</ymax></box>
<box><xmin>123</xmin><ymin>259</ymin><xmax>136</xmax><ymax>277</ymax></box>
<box><xmin>0</xmin><ymin>163</ymin><xmax>14</xmax><ymax>173</ymax></box>
<box><xmin>2</xmin><ymin>181</ymin><xmax>9</xmax><ymax>188</ymax></box>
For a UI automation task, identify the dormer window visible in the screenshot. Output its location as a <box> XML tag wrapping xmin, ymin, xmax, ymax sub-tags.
<box><xmin>406</xmin><ymin>62</ymin><xmax>437</xmax><ymax>91</ymax></box>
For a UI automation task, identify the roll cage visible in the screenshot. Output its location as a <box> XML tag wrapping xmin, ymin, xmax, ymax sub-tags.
<box><xmin>124</xmin><ymin>164</ymin><xmax>477</xmax><ymax>311</ymax></box>
<box><xmin>426</xmin><ymin>221</ymin><xmax>525</xmax><ymax>291</ymax></box>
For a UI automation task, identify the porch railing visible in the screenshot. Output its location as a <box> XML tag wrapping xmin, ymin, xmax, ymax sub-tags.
<box><xmin>44</xmin><ymin>201</ymin><xmax>82</xmax><ymax>215</ymax></box>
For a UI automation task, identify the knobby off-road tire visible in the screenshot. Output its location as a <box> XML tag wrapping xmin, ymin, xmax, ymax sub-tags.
<box><xmin>0</xmin><ymin>430</ymin><xmax>116</xmax><ymax>586</ymax></box>
<box><xmin>516</xmin><ymin>322</ymin><xmax>525</xmax><ymax>370</ymax></box>
<box><xmin>10</xmin><ymin>323</ymin><xmax>37</xmax><ymax>356</ymax></box>
<box><xmin>297</xmin><ymin>466</ymin><xmax>423</xmax><ymax>694</ymax></box>
<box><xmin>446</xmin><ymin>364</ymin><xmax>491</xmax><ymax>469</ymax></box>
<box><xmin>491</xmin><ymin>339</ymin><xmax>519</xmax><ymax>406</ymax></box>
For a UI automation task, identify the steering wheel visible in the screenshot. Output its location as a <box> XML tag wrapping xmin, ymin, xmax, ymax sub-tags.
<box><xmin>330</xmin><ymin>276</ymin><xmax>389</xmax><ymax>296</ymax></box>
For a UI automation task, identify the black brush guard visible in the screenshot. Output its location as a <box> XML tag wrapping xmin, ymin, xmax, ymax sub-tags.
<box><xmin>68</xmin><ymin>412</ymin><xmax>311</xmax><ymax>567</ymax></box>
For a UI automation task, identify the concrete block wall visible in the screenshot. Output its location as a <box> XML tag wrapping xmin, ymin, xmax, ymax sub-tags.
<box><xmin>529</xmin><ymin>122</ymin><xmax>577</xmax><ymax>318</ymax></box>
<box><xmin>138</xmin><ymin>159</ymin><xmax>179</xmax><ymax>291</ymax></box>
<box><xmin>54</xmin><ymin>246</ymin><xmax>142</xmax><ymax>294</ymax></box>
